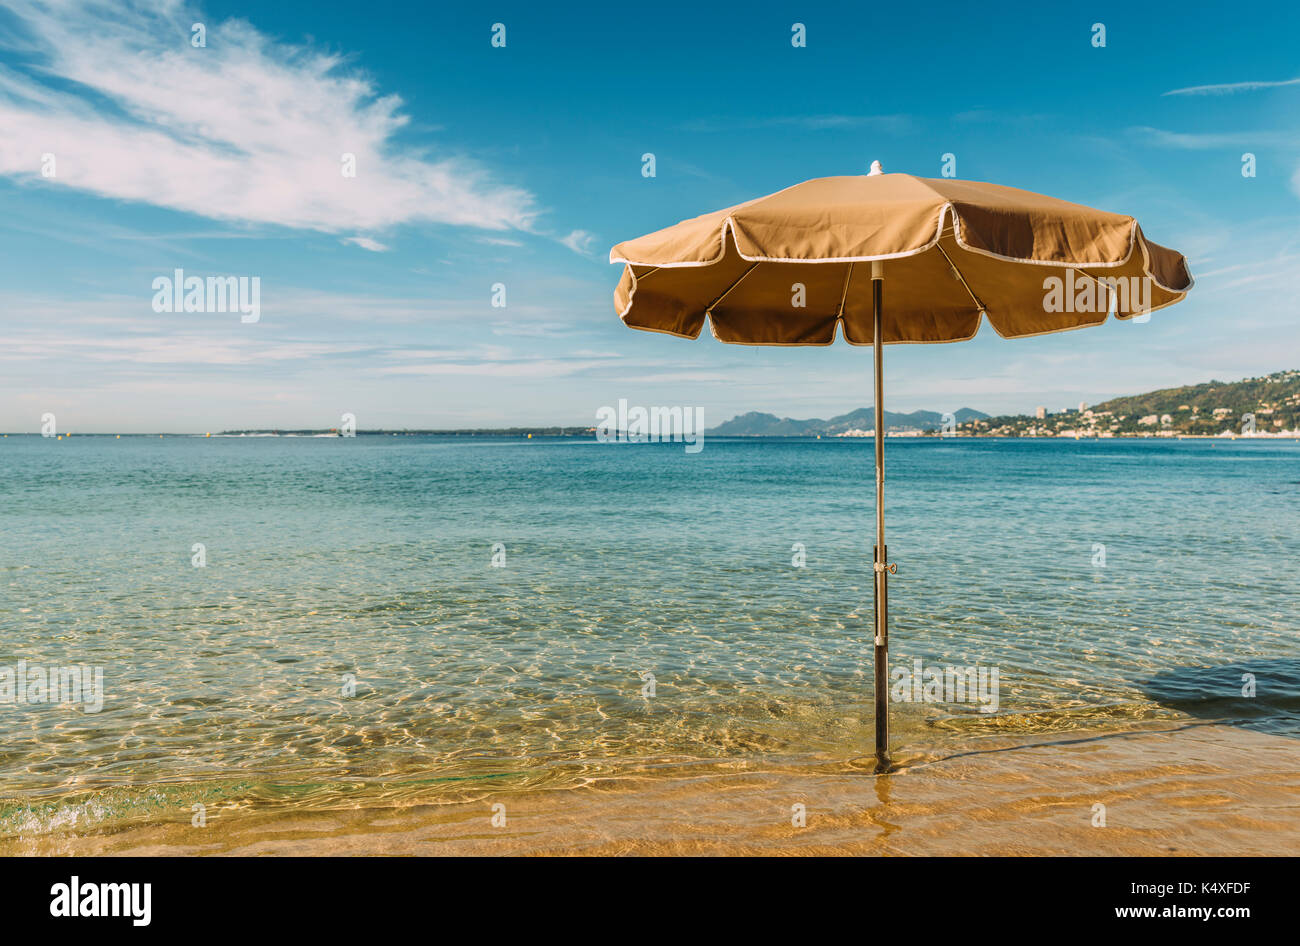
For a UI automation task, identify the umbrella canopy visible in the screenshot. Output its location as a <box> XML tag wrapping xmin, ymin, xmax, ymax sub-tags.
<box><xmin>609</xmin><ymin>166</ymin><xmax>1194</xmax><ymax>772</ymax></box>
<box><xmin>612</xmin><ymin>170</ymin><xmax>1193</xmax><ymax>344</ymax></box>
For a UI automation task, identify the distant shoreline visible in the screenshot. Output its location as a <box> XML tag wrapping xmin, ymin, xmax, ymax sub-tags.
<box><xmin>7</xmin><ymin>367</ymin><xmax>1294</xmax><ymax>440</ymax></box>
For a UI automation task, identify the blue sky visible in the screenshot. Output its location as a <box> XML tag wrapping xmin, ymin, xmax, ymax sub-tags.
<box><xmin>1</xmin><ymin>0</ymin><xmax>1297</xmax><ymax>432</ymax></box>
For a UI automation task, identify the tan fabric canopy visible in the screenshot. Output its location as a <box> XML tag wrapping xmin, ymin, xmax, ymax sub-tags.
<box><xmin>610</xmin><ymin>173</ymin><xmax>1194</xmax><ymax>345</ymax></box>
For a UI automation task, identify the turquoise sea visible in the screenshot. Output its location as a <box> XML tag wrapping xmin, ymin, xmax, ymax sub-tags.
<box><xmin>2</xmin><ymin>435</ymin><xmax>1297</xmax><ymax>840</ymax></box>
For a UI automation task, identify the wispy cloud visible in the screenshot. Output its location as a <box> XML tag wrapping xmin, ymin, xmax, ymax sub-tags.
<box><xmin>475</xmin><ymin>235</ymin><xmax>524</xmax><ymax>247</ymax></box>
<box><xmin>559</xmin><ymin>229</ymin><xmax>597</xmax><ymax>256</ymax></box>
<box><xmin>381</xmin><ymin>353</ymin><xmax>620</xmax><ymax>379</ymax></box>
<box><xmin>681</xmin><ymin>114</ymin><xmax>912</xmax><ymax>134</ymax></box>
<box><xmin>490</xmin><ymin>321</ymin><xmax>581</xmax><ymax>338</ymax></box>
<box><xmin>1163</xmin><ymin>77</ymin><xmax>1300</xmax><ymax>96</ymax></box>
<box><xmin>0</xmin><ymin>330</ymin><xmax>372</xmax><ymax>366</ymax></box>
<box><xmin>952</xmin><ymin>109</ymin><xmax>1051</xmax><ymax>125</ymax></box>
<box><xmin>1128</xmin><ymin>126</ymin><xmax>1297</xmax><ymax>150</ymax></box>
<box><xmin>341</xmin><ymin>236</ymin><xmax>389</xmax><ymax>252</ymax></box>
<box><xmin>0</xmin><ymin>0</ymin><xmax>536</xmax><ymax>236</ymax></box>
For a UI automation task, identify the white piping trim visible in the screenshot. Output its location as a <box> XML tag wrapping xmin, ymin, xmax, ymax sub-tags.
<box><xmin>949</xmin><ymin>217</ymin><xmax>1193</xmax><ymax>295</ymax></box>
<box><xmin>611</xmin><ymin>202</ymin><xmax>1194</xmax><ymax>293</ymax></box>
<box><xmin>841</xmin><ymin>314</ymin><xmax>984</xmax><ymax>347</ymax></box>
<box><xmin>1139</xmin><ymin>228</ymin><xmax>1197</xmax><ymax>293</ymax></box>
<box><xmin>618</xmin><ymin>294</ymin><xmax>1187</xmax><ymax>347</ymax></box>
<box><xmin>619</xmin><ymin>268</ymin><xmax>1189</xmax><ymax>347</ymax></box>
<box><xmin>624</xmin><ymin>320</ymin><xmax>703</xmax><ymax>341</ymax></box>
<box><xmin>614</xmin><ymin>268</ymin><xmax>638</xmax><ymax>320</ymax></box>
<box><xmin>612</xmin><ymin>192</ymin><xmax>1193</xmax><ymax>343</ymax></box>
<box><xmin>610</xmin><ymin>207</ymin><xmax>952</xmax><ymax>268</ymax></box>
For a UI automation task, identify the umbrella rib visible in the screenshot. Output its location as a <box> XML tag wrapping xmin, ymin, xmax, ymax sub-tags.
<box><xmin>837</xmin><ymin>262</ymin><xmax>855</xmax><ymax>317</ymax></box>
<box><xmin>936</xmin><ymin>242</ymin><xmax>987</xmax><ymax>313</ymax></box>
<box><xmin>1074</xmin><ymin>269</ymin><xmax>1118</xmax><ymax>315</ymax></box>
<box><xmin>704</xmin><ymin>262</ymin><xmax>758</xmax><ymax>314</ymax></box>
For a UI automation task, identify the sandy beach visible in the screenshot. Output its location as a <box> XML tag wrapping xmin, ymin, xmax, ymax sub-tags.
<box><xmin>6</xmin><ymin>722</ymin><xmax>1294</xmax><ymax>856</ymax></box>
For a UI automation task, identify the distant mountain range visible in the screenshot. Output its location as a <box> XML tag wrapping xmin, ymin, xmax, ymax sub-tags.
<box><xmin>708</xmin><ymin>407</ymin><xmax>989</xmax><ymax>436</ymax></box>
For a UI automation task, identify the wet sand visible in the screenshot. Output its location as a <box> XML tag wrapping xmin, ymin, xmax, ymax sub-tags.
<box><xmin>5</xmin><ymin>723</ymin><xmax>1297</xmax><ymax>856</ymax></box>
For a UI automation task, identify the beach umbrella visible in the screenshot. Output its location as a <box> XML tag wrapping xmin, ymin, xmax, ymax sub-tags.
<box><xmin>609</xmin><ymin>162</ymin><xmax>1194</xmax><ymax>771</ymax></box>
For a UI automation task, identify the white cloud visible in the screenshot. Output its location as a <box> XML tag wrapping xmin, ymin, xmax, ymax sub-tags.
<box><xmin>381</xmin><ymin>358</ymin><xmax>615</xmax><ymax>379</ymax></box>
<box><xmin>0</xmin><ymin>0</ymin><xmax>536</xmax><ymax>234</ymax></box>
<box><xmin>1129</xmin><ymin>126</ymin><xmax>1296</xmax><ymax>150</ymax></box>
<box><xmin>1164</xmin><ymin>77</ymin><xmax>1300</xmax><ymax>96</ymax></box>
<box><xmin>0</xmin><ymin>330</ymin><xmax>370</xmax><ymax>365</ymax></box>
<box><xmin>490</xmin><ymin>321</ymin><xmax>579</xmax><ymax>337</ymax></box>
<box><xmin>617</xmin><ymin>371</ymin><xmax>731</xmax><ymax>383</ymax></box>
<box><xmin>559</xmin><ymin>229</ymin><xmax>597</xmax><ymax>255</ymax></box>
<box><xmin>342</xmin><ymin>236</ymin><xmax>389</xmax><ymax>252</ymax></box>
<box><xmin>681</xmin><ymin>114</ymin><xmax>913</xmax><ymax>133</ymax></box>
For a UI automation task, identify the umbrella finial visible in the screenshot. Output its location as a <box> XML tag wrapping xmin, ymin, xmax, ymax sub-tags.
<box><xmin>868</xmin><ymin>160</ymin><xmax>884</xmax><ymax>176</ymax></box>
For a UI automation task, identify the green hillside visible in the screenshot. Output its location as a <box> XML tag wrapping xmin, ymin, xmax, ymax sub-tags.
<box><xmin>959</xmin><ymin>369</ymin><xmax>1300</xmax><ymax>437</ymax></box>
<box><xmin>1090</xmin><ymin>370</ymin><xmax>1300</xmax><ymax>433</ymax></box>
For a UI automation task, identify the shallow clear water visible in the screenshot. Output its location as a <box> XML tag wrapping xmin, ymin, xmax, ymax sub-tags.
<box><xmin>1</xmin><ymin>435</ymin><xmax>1297</xmax><ymax>837</ymax></box>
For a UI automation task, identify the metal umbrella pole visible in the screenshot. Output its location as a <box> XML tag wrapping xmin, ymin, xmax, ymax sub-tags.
<box><xmin>872</xmin><ymin>260</ymin><xmax>894</xmax><ymax>773</ymax></box>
